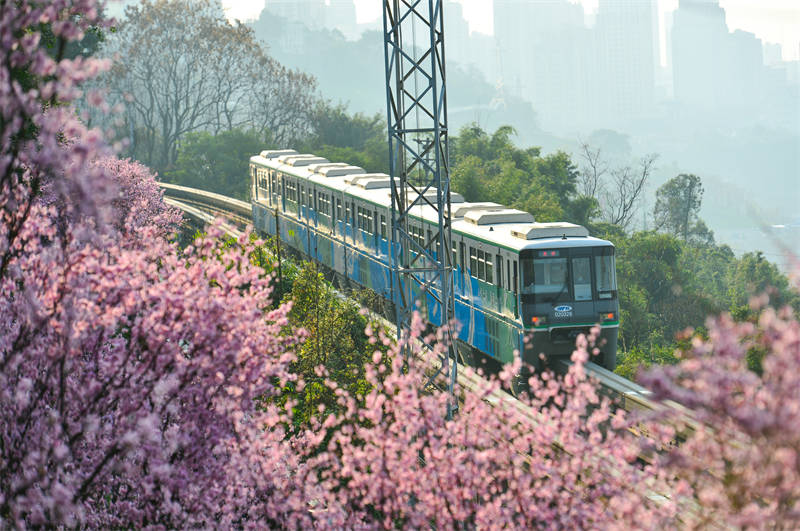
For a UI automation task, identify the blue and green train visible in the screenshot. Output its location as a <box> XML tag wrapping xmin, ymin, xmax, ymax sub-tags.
<box><xmin>250</xmin><ymin>150</ymin><xmax>619</xmax><ymax>373</ymax></box>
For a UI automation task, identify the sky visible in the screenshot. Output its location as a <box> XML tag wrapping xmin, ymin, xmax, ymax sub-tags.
<box><xmin>222</xmin><ymin>0</ymin><xmax>800</xmax><ymax>61</ymax></box>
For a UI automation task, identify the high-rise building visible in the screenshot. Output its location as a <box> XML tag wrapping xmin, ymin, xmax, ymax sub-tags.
<box><xmin>444</xmin><ymin>0</ymin><xmax>472</xmax><ymax>68</ymax></box>
<box><xmin>265</xmin><ymin>0</ymin><xmax>327</xmax><ymax>29</ymax></box>
<box><xmin>592</xmin><ymin>0</ymin><xmax>657</xmax><ymax>124</ymax></box>
<box><xmin>494</xmin><ymin>0</ymin><xmax>587</xmax><ymax>130</ymax></box>
<box><xmin>671</xmin><ymin>0</ymin><xmax>765</xmax><ymax>109</ymax></box>
<box><xmin>672</xmin><ymin>0</ymin><xmax>729</xmax><ymax>106</ymax></box>
<box><xmin>325</xmin><ymin>0</ymin><xmax>358</xmax><ymax>40</ymax></box>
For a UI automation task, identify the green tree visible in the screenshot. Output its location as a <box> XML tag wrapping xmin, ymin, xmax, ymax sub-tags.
<box><xmin>727</xmin><ymin>251</ymin><xmax>800</xmax><ymax>314</ymax></box>
<box><xmin>281</xmin><ymin>264</ymin><xmax>387</xmax><ymax>426</ymax></box>
<box><xmin>653</xmin><ymin>173</ymin><xmax>706</xmax><ymax>242</ymax></box>
<box><xmin>300</xmin><ymin>102</ymin><xmax>389</xmax><ymax>173</ymax></box>
<box><xmin>449</xmin><ymin>124</ymin><xmax>584</xmax><ymax>224</ymax></box>
<box><xmin>163</xmin><ymin>129</ymin><xmax>265</xmax><ymax>198</ymax></box>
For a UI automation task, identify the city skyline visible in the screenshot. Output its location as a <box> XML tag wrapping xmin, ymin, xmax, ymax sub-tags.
<box><xmin>222</xmin><ymin>0</ymin><xmax>800</xmax><ymax>61</ymax></box>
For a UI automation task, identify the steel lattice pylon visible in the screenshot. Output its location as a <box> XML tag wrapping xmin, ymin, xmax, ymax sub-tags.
<box><xmin>383</xmin><ymin>0</ymin><xmax>457</xmax><ymax>417</ymax></box>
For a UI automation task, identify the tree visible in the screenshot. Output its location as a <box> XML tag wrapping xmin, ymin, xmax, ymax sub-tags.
<box><xmin>641</xmin><ymin>302</ymin><xmax>800</xmax><ymax>527</ymax></box>
<box><xmin>450</xmin><ymin>124</ymin><xmax>584</xmax><ymax>223</ymax></box>
<box><xmin>653</xmin><ymin>173</ymin><xmax>705</xmax><ymax>241</ymax></box>
<box><xmin>577</xmin><ymin>142</ymin><xmax>657</xmax><ymax>231</ymax></box>
<box><xmin>104</xmin><ymin>0</ymin><xmax>316</xmax><ymax>171</ymax></box>
<box><xmin>246</xmin><ymin>56</ymin><xmax>318</xmax><ymax>146</ymax></box>
<box><xmin>300</xmin><ymin>102</ymin><xmax>389</xmax><ymax>173</ymax></box>
<box><xmin>0</xmin><ymin>6</ymin><xmax>312</xmax><ymax>525</ymax></box>
<box><xmin>279</xmin><ymin>263</ymin><xmax>387</xmax><ymax>427</ymax></box>
<box><xmin>308</xmin><ymin>101</ymin><xmax>384</xmax><ymax>150</ymax></box>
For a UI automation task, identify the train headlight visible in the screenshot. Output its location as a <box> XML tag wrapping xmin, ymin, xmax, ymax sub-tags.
<box><xmin>599</xmin><ymin>312</ymin><xmax>616</xmax><ymax>322</ymax></box>
<box><xmin>531</xmin><ymin>316</ymin><xmax>547</xmax><ymax>327</ymax></box>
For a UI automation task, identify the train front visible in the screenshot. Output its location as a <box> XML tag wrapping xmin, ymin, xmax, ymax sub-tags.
<box><xmin>519</xmin><ymin>242</ymin><xmax>619</xmax><ymax>371</ymax></box>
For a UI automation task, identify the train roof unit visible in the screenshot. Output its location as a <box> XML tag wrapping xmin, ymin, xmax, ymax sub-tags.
<box><xmin>511</xmin><ymin>222</ymin><xmax>589</xmax><ymax>240</ymax></box>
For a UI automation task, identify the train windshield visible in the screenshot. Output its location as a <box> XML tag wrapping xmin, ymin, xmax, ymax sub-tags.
<box><xmin>520</xmin><ymin>247</ymin><xmax>616</xmax><ymax>303</ymax></box>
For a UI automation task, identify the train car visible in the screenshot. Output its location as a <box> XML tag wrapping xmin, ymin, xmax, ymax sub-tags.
<box><xmin>249</xmin><ymin>149</ymin><xmax>619</xmax><ymax>377</ymax></box>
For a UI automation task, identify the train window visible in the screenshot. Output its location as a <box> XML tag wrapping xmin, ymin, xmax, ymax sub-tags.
<box><xmin>452</xmin><ymin>244</ymin><xmax>457</xmax><ymax>270</ymax></box>
<box><xmin>357</xmin><ymin>206</ymin><xmax>373</xmax><ymax>234</ymax></box>
<box><xmin>469</xmin><ymin>247</ymin><xmax>477</xmax><ymax>275</ymax></box>
<box><xmin>496</xmin><ymin>255</ymin><xmax>503</xmax><ymax>288</ymax></box>
<box><xmin>409</xmin><ymin>225</ymin><xmax>425</xmax><ymax>250</ymax></box>
<box><xmin>573</xmin><ymin>256</ymin><xmax>592</xmax><ymax>301</ymax></box>
<box><xmin>380</xmin><ymin>215</ymin><xmax>387</xmax><ymax>239</ymax></box>
<box><xmin>513</xmin><ymin>261</ymin><xmax>518</xmax><ymax>295</ymax></box>
<box><xmin>459</xmin><ymin>242</ymin><xmax>465</xmax><ymax>271</ymax></box>
<box><xmin>506</xmin><ymin>259</ymin><xmax>511</xmax><ymax>291</ymax></box>
<box><xmin>469</xmin><ymin>247</ymin><xmax>494</xmax><ymax>283</ymax></box>
<box><xmin>595</xmin><ymin>248</ymin><xmax>617</xmax><ymax>298</ymax></box>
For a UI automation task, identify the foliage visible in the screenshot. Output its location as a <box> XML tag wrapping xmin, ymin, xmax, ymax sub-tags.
<box><xmin>653</xmin><ymin>173</ymin><xmax>707</xmax><ymax>242</ymax></box>
<box><xmin>641</xmin><ymin>300</ymin><xmax>800</xmax><ymax>527</ymax></box>
<box><xmin>103</xmin><ymin>0</ymin><xmax>316</xmax><ymax>171</ymax></box>
<box><xmin>614</xmin><ymin>345</ymin><xmax>681</xmax><ymax>381</ymax></box>
<box><xmin>450</xmin><ymin>124</ymin><xmax>581</xmax><ymax>222</ymax></box>
<box><xmin>279</xmin><ymin>263</ymin><xmax>388</xmax><ymax>427</ymax></box>
<box><xmin>163</xmin><ymin>129</ymin><xmax>266</xmax><ymax>199</ymax></box>
<box><xmin>300</xmin><ymin>101</ymin><xmax>390</xmax><ymax>174</ymax></box>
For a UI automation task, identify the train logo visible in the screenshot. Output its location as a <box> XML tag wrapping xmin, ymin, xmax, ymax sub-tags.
<box><xmin>554</xmin><ymin>305</ymin><xmax>573</xmax><ymax>318</ymax></box>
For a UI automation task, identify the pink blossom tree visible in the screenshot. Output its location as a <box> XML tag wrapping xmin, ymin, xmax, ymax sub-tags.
<box><xmin>641</xmin><ymin>300</ymin><xmax>800</xmax><ymax>528</ymax></box>
<box><xmin>0</xmin><ymin>2</ymin><xmax>314</xmax><ymax>526</ymax></box>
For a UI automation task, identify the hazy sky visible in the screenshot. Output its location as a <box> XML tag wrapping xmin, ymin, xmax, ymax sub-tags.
<box><xmin>222</xmin><ymin>0</ymin><xmax>800</xmax><ymax>61</ymax></box>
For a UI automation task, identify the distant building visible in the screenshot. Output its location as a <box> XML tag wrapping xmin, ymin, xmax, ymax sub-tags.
<box><xmin>444</xmin><ymin>0</ymin><xmax>472</xmax><ymax>69</ymax></box>
<box><xmin>266</xmin><ymin>0</ymin><xmax>327</xmax><ymax>29</ymax></box>
<box><xmin>494</xmin><ymin>0</ymin><xmax>588</xmax><ymax>131</ymax></box>
<box><xmin>592</xmin><ymin>0</ymin><xmax>658</xmax><ymax>125</ymax></box>
<box><xmin>763</xmin><ymin>42</ymin><xmax>783</xmax><ymax>67</ymax></box>
<box><xmin>324</xmin><ymin>0</ymin><xmax>358</xmax><ymax>40</ymax></box>
<box><xmin>671</xmin><ymin>0</ymin><xmax>764</xmax><ymax>109</ymax></box>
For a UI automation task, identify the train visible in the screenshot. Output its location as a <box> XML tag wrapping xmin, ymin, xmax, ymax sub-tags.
<box><xmin>249</xmin><ymin>150</ymin><xmax>619</xmax><ymax>381</ymax></box>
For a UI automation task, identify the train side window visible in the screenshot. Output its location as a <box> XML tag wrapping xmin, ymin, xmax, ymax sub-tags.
<box><xmin>513</xmin><ymin>261</ymin><xmax>518</xmax><ymax>295</ymax></box>
<box><xmin>459</xmin><ymin>242</ymin><xmax>465</xmax><ymax>271</ymax></box>
<box><xmin>380</xmin><ymin>215</ymin><xmax>387</xmax><ymax>239</ymax></box>
<box><xmin>484</xmin><ymin>251</ymin><xmax>493</xmax><ymax>284</ymax></box>
<box><xmin>506</xmin><ymin>259</ymin><xmax>511</xmax><ymax>291</ymax></box>
<box><xmin>469</xmin><ymin>246</ymin><xmax>477</xmax><ymax>277</ymax></box>
<box><xmin>496</xmin><ymin>254</ymin><xmax>503</xmax><ymax>288</ymax></box>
